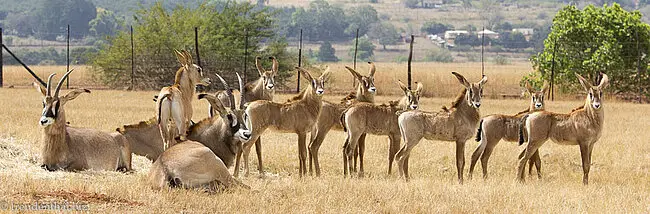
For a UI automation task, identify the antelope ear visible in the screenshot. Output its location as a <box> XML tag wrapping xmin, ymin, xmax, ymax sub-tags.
<box><xmin>478</xmin><ymin>75</ymin><xmax>488</xmax><ymax>87</ymax></box>
<box><xmin>295</xmin><ymin>67</ymin><xmax>314</xmax><ymax>82</ymax></box>
<box><xmin>452</xmin><ymin>72</ymin><xmax>470</xmax><ymax>88</ymax></box>
<box><xmin>60</xmin><ymin>89</ymin><xmax>90</xmax><ymax>104</ymax></box>
<box><xmin>319</xmin><ymin>66</ymin><xmax>331</xmax><ymax>82</ymax></box>
<box><xmin>255</xmin><ymin>56</ymin><xmax>265</xmax><ymax>76</ymax></box>
<box><xmin>597</xmin><ymin>73</ymin><xmax>609</xmax><ymax>90</ymax></box>
<box><xmin>183</xmin><ymin>50</ymin><xmax>193</xmax><ymax>65</ymax></box>
<box><xmin>541</xmin><ymin>81</ymin><xmax>550</xmax><ymax>94</ymax></box>
<box><xmin>367</xmin><ymin>62</ymin><xmax>376</xmax><ymax>77</ymax></box>
<box><xmin>575</xmin><ymin>73</ymin><xmax>592</xmax><ymax>92</ymax></box>
<box><xmin>525</xmin><ymin>81</ymin><xmax>534</xmax><ymax>94</ymax></box>
<box><xmin>397</xmin><ymin>80</ymin><xmax>409</xmax><ymax>95</ymax></box>
<box><xmin>415</xmin><ymin>82</ymin><xmax>424</xmax><ymax>94</ymax></box>
<box><xmin>345</xmin><ymin>66</ymin><xmax>363</xmax><ymax>81</ymax></box>
<box><xmin>174</xmin><ymin>50</ymin><xmax>185</xmax><ymax>65</ymax></box>
<box><xmin>270</xmin><ymin>56</ymin><xmax>279</xmax><ymax>75</ymax></box>
<box><xmin>199</xmin><ymin>94</ymin><xmax>228</xmax><ymax>118</ymax></box>
<box><xmin>34</xmin><ymin>82</ymin><xmax>46</xmax><ymax>96</ymax></box>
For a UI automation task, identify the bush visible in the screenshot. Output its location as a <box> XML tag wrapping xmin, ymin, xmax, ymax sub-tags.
<box><xmin>452</xmin><ymin>45</ymin><xmax>472</xmax><ymax>52</ymax></box>
<box><xmin>318</xmin><ymin>42</ymin><xmax>339</xmax><ymax>62</ymax></box>
<box><xmin>403</xmin><ymin>0</ymin><xmax>420</xmax><ymax>8</ymax></box>
<box><xmin>493</xmin><ymin>55</ymin><xmax>510</xmax><ymax>65</ymax></box>
<box><xmin>424</xmin><ymin>46</ymin><xmax>453</xmax><ymax>62</ymax></box>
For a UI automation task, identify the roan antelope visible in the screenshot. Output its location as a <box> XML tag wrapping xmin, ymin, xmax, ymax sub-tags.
<box><xmin>468</xmin><ymin>82</ymin><xmax>549</xmax><ymax>179</ymax></box>
<box><xmin>148</xmin><ymin>73</ymin><xmax>249</xmax><ymax>192</ymax></box>
<box><xmin>117</xmin><ymin>117</ymin><xmax>164</xmax><ymax>161</ymax></box>
<box><xmin>308</xmin><ymin>62</ymin><xmax>377</xmax><ymax>176</ymax></box>
<box><xmin>237</xmin><ymin>66</ymin><xmax>331</xmax><ymax>177</ymax></box>
<box><xmin>396</xmin><ymin>72</ymin><xmax>487</xmax><ymax>183</ymax></box>
<box><xmin>34</xmin><ymin>70</ymin><xmax>132</xmax><ymax>172</ymax></box>
<box><xmin>341</xmin><ymin>80</ymin><xmax>423</xmax><ymax>177</ymax></box>
<box><xmin>156</xmin><ymin>50</ymin><xmax>210</xmax><ymax>150</ymax></box>
<box><xmin>517</xmin><ymin>73</ymin><xmax>609</xmax><ymax>185</ymax></box>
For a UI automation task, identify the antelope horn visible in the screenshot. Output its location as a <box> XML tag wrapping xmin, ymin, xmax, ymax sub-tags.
<box><xmin>236</xmin><ymin>72</ymin><xmax>245</xmax><ymax>110</ymax></box>
<box><xmin>54</xmin><ymin>68</ymin><xmax>76</xmax><ymax>97</ymax></box>
<box><xmin>215</xmin><ymin>73</ymin><xmax>235</xmax><ymax>111</ymax></box>
<box><xmin>46</xmin><ymin>73</ymin><xmax>56</xmax><ymax>97</ymax></box>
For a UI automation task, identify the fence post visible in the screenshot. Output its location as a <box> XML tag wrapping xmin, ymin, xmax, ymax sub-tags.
<box><xmin>636</xmin><ymin>29</ymin><xmax>642</xmax><ymax>103</ymax></box>
<box><xmin>130</xmin><ymin>26</ymin><xmax>135</xmax><ymax>90</ymax></box>
<box><xmin>0</xmin><ymin>27</ymin><xmax>3</xmax><ymax>88</ymax></box>
<box><xmin>353</xmin><ymin>28</ymin><xmax>359</xmax><ymax>88</ymax></box>
<box><xmin>66</xmin><ymin>24</ymin><xmax>70</xmax><ymax>89</ymax></box>
<box><xmin>481</xmin><ymin>26</ymin><xmax>485</xmax><ymax>77</ymax></box>
<box><xmin>407</xmin><ymin>35</ymin><xmax>414</xmax><ymax>89</ymax></box>
<box><xmin>194</xmin><ymin>27</ymin><xmax>201</xmax><ymax>67</ymax></box>
<box><xmin>550</xmin><ymin>37</ymin><xmax>558</xmax><ymax>101</ymax></box>
<box><xmin>243</xmin><ymin>29</ymin><xmax>249</xmax><ymax>83</ymax></box>
<box><xmin>297</xmin><ymin>29</ymin><xmax>302</xmax><ymax>93</ymax></box>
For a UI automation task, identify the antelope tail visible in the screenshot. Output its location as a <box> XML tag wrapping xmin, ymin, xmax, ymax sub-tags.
<box><xmin>157</xmin><ymin>93</ymin><xmax>172</xmax><ymax>124</ymax></box>
<box><xmin>518</xmin><ymin>114</ymin><xmax>530</xmax><ymax>145</ymax></box>
<box><xmin>340</xmin><ymin>109</ymin><xmax>349</xmax><ymax>132</ymax></box>
<box><xmin>475</xmin><ymin>119</ymin><xmax>484</xmax><ymax>142</ymax></box>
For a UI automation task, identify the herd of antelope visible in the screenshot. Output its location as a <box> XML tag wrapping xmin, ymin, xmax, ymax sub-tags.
<box><xmin>30</xmin><ymin>49</ymin><xmax>610</xmax><ymax>192</ymax></box>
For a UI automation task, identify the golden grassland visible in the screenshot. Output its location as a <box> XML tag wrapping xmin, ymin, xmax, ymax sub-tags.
<box><xmin>0</xmin><ymin>85</ymin><xmax>649</xmax><ymax>213</ymax></box>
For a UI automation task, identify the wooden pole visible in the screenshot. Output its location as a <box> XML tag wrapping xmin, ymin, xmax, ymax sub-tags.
<box><xmin>66</xmin><ymin>24</ymin><xmax>70</xmax><ymax>89</ymax></box>
<box><xmin>194</xmin><ymin>27</ymin><xmax>201</xmax><ymax>67</ymax></box>
<box><xmin>636</xmin><ymin>29</ymin><xmax>642</xmax><ymax>103</ymax></box>
<box><xmin>297</xmin><ymin>29</ymin><xmax>302</xmax><ymax>93</ymax></box>
<box><xmin>353</xmin><ymin>28</ymin><xmax>359</xmax><ymax>88</ymax></box>
<box><xmin>481</xmin><ymin>26</ymin><xmax>485</xmax><ymax>77</ymax></box>
<box><xmin>244</xmin><ymin>29</ymin><xmax>249</xmax><ymax>83</ymax></box>
<box><xmin>130</xmin><ymin>26</ymin><xmax>135</xmax><ymax>90</ymax></box>
<box><xmin>0</xmin><ymin>27</ymin><xmax>3</xmax><ymax>88</ymax></box>
<box><xmin>407</xmin><ymin>35</ymin><xmax>414</xmax><ymax>89</ymax></box>
<box><xmin>2</xmin><ymin>45</ymin><xmax>45</xmax><ymax>86</ymax></box>
<box><xmin>550</xmin><ymin>38</ymin><xmax>558</xmax><ymax>101</ymax></box>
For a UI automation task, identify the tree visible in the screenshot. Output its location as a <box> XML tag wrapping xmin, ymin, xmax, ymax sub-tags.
<box><xmin>421</xmin><ymin>21</ymin><xmax>453</xmax><ymax>35</ymax></box>
<box><xmin>89</xmin><ymin>9</ymin><xmax>123</xmax><ymax>37</ymax></box>
<box><xmin>4</xmin><ymin>12</ymin><xmax>36</xmax><ymax>37</ymax></box>
<box><xmin>349</xmin><ymin>37</ymin><xmax>375</xmax><ymax>61</ymax></box>
<box><xmin>494</xmin><ymin>32</ymin><xmax>529</xmax><ymax>49</ymax></box>
<box><xmin>318</xmin><ymin>41</ymin><xmax>339</xmax><ymax>62</ymax></box>
<box><xmin>35</xmin><ymin>0</ymin><xmax>97</xmax><ymax>40</ymax></box>
<box><xmin>291</xmin><ymin>0</ymin><xmax>348</xmax><ymax>41</ymax></box>
<box><xmin>530</xmin><ymin>4</ymin><xmax>650</xmax><ymax>97</ymax></box>
<box><xmin>345</xmin><ymin>5</ymin><xmax>379</xmax><ymax>36</ymax></box>
<box><xmin>403</xmin><ymin>0</ymin><xmax>420</xmax><ymax>8</ymax></box>
<box><xmin>368</xmin><ymin>22</ymin><xmax>400</xmax><ymax>50</ymax></box>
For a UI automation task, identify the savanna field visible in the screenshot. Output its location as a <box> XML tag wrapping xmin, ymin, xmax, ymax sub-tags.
<box><xmin>0</xmin><ymin>64</ymin><xmax>650</xmax><ymax>213</ymax></box>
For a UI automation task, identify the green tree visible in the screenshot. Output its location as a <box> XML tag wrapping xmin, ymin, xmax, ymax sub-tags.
<box><xmin>425</xmin><ymin>46</ymin><xmax>453</xmax><ymax>62</ymax></box>
<box><xmin>291</xmin><ymin>0</ymin><xmax>348</xmax><ymax>41</ymax></box>
<box><xmin>421</xmin><ymin>21</ymin><xmax>453</xmax><ymax>35</ymax></box>
<box><xmin>349</xmin><ymin>37</ymin><xmax>375</xmax><ymax>61</ymax></box>
<box><xmin>345</xmin><ymin>5</ymin><xmax>379</xmax><ymax>36</ymax></box>
<box><xmin>494</xmin><ymin>32</ymin><xmax>529</xmax><ymax>49</ymax></box>
<box><xmin>403</xmin><ymin>0</ymin><xmax>420</xmax><ymax>8</ymax></box>
<box><xmin>89</xmin><ymin>9</ymin><xmax>123</xmax><ymax>37</ymax></box>
<box><xmin>36</xmin><ymin>0</ymin><xmax>97</xmax><ymax>40</ymax></box>
<box><xmin>530</xmin><ymin>4</ymin><xmax>650</xmax><ymax>96</ymax></box>
<box><xmin>368</xmin><ymin>22</ymin><xmax>400</xmax><ymax>50</ymax></box>
<box><xmin>318</xmin><ymin>41</ymin><xmax>339</xmax><ymax>62</ymax></box>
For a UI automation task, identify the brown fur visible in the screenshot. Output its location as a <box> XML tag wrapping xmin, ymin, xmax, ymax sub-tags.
<box><xmin>117</xmin><ymin>117</ymin><xmax>165</xmax><ymax>161</ymax></box>
<box><xmin>341</xmin><ymin>81</ymin><xmax>422</xmax><ymax>177</ymax></box>
<box><xmin>468</xmin><ymin>82</ymin><xmax>549</xmax><ymax>179</ymax></box>
<box><xmin>235</xmin><ymin>67</ymin><xmax>331</xmax><ymax>177</ymax></box>
<box><xmin>395</xmin><ymin>72</ymin><xmax>487</xmax><ymax>183</ymax></box>
<box><xmin>308</xmin><ymin>63</ymin><xmax>377</xmax><ymax>176</ymax></box>
<box><xmin>518</xmin><ymin>74</ymin><xmax>609</xmax><ymax>185</ymax></box>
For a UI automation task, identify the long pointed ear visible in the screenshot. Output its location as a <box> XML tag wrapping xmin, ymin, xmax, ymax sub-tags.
<box><xmin>319</xmin><ymin>66</ymin><xmax>331</xmax><ymax>83</ymax></box>
<box><xmin>270</xmin><ymin>56</ymin><xmax>279</xmax><ymax>75</ymax></box>
<box><xmin>199</xmin><ymin>94</ymin><xmax>227</xmax><ymax>118</ymax></box>
<box><xmin>541</xmin><ymin>81</ymin><xmax>550</xmax><ymax>94</ymax></box>
<box><xmin>415</xmin><ymin>82</ymin><xmax>424</xmax><ymax>94</ymax></box>
<box><xmin>345</xmin><ymin>66</ymin><xmax>363</xmax><ymax>81</ymax></box>
<box><xmin>368</xmin><ymin>62</ymin><xmax>376</xmax><ymax>77</ymax></box>
<box><xmin>183</xmin><ymin>50</ymin><xmax>193</xmax><ymax>65</ymax></box>
<box><xmin>575</xmin><ymin>73</ymin><xmax>592</xmax><ymax>92</ymax></box>
<box><xmin>478</xmin><ymin>75</ymin><xmax>488</xmax><ymax>87</ymax></box>
<box><xmin>597</xmin><ymin>73</ymin><xmax>609</xmax><ymax>90</ymax></box>
<box><xmin>175</xmin><ymin>50</ymin><xmax>185</xmax><ymax>65</ymax></box>
<box><xmin>255</xmin><ymin>56</ymin><xmax>265</xmax><ymax>76</ymax></box>
<box><xmin>295</xmin><ymin>67</ymin><xmax>314</xmax><ymax>82</ymax></box>
<box><xmin>60</xmin><ymin>89</ymin><xmax>90</xmax><ymax>104</ymax></box>
<box><xmin>34</xmin><ymin>82</ymin><xmax>46</xmax><ymax>96</ymax></box>
<box><xmin>452</xmin><ymin>72</ymin><xmax>470</xmax><ymax>88</ymax></box>
<box><xmin>397</xmin><ymin>80</ymin><xmax>409</xmax><ymax>95</ymax></box>
<box><xmin>525</xmin><ymin>81</ymin><xmax>534</xmax><ymax>94</ymax></box>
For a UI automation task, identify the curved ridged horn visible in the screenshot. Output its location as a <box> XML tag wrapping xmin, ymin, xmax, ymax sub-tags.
<box><xmin>46</xmin><ymin>73</ymin><xmax>56</xmax><ymax>97</ymax></box>
<box><xmin>215</xmin><ymin>73</ymin><xmax>235</xmax><ymax>111</ymax></box>
<box><xmin>368</xmin><ymin>62</ymin><xmax>375</xmax><ymax>77</ymax></box>
<box><xmin>54</xmin><ymin>68</ymin><xmax>75</xmax><ymax>97</ymax></box>
<box><xmin>236</xmin><ymin>72</ymin><xmax>245</xmax><ymax>110</ymax></box>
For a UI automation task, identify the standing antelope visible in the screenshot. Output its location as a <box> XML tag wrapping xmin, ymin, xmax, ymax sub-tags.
<box><xmin>34</xmin><ymin>70</ymin><xmax>131</xmax><ymax>172</ymax></box>
<box><xmin>468</xmin><ymin>82</ymin><xmax>548</xmax><ymax>179</ymax></box>
<box><xmin>341</xmin><ymin>80</ymin><xmax>422</xmax><ymax>177</ymax></box>
<box><xmin>156</xmin><ymin>50</ymin><xmax>210</xmax><ymax>150</ymax></box>
<box><xmin>148</xmin><ymin>73</ymin><xmax>249</xmax><ymax>192</ymax></box>
<box><xmin>237</xmin><ymin>67</ymin><xmax>331</xmax><ymax>177</ymax></box>
<box><xmin>396</xmin><ymin>72</ymin><xmax>487</xmax><ymax>183</ymax></box>
<box><xmin>212</xmin><ymin>56</ymin><xmax>278</xmax><ymax>174</ymax></box>
<box><xmin>517</xmin><ymin>73</ymin><xmax>608</xmax><ymax>185</ymax></box>
<box><xmin>309</xmin><ymin>62</ymin><xmax>377</xmax><ymax>176</ymax></box>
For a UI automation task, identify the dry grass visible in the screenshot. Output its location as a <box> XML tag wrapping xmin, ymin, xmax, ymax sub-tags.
<box><xmin>0</xmin><ymin>86</ymin><xmax>649</xmax><ymax>213</ymax></box>
<box><xmin>2</xmin><ymin>65</ymin><xmax>102</xmax><ymax>88</ymax></box>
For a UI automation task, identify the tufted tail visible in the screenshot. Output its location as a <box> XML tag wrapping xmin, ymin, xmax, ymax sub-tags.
<box><xmin>475</xmin><ymin>119</ymin><xmax>483</xmax><ymax>142</ymax></box>
<box><xmin>518</xmin><ymin>114</ymin><xmax>529</xmax><ymax>145</ymax></box>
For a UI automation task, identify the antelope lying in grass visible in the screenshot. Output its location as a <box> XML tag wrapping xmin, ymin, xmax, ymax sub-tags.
<box><xmin>237</xmin><ymin>67</ymin><xmax>331</xmax><ymax>177</ymax></box>
<box><xmin>396</xmin><ymin>72</ymin><xmax>487</xmax><ymax>183</ymax></box>
<box><xmin>34</xmin><ymin>70</ymin><xmax>131</xmax><ymax>171</ymax></box>
<box><xmin>213</xmin><ymin>56</ymin><xmax>278</xmax><ymax>174</ymax></box>
<box><xmin>117</xmin><ymin>117</ymin><xmax>163</xmax><ymax>161</ymax></box>
<box><xmin>341</xmin><ymin>80</ymin><xmax>422</xmax><ymax>177</ymax></box>
<box><xmin>308</xmin><ymin>62</ymin><xmax>377</xmax><ymax>176</ymax></box>
<box><xmin>148</xmin><ymin>73</ymin><xmax>249</xmax><ymax>191</ymax></box>
<box><xmin>468</xmin><ymin>82</ymin><xmax>548</xmax><ymax>179</ymax></box>
<box><xmin>517</xmin><ymin>73</ymin><xmax>608</xmax><ymax>185</ymax></box>
<box><xmin>156</xmin><ymin>50</ymin><xmax>210</xmax><ymax>150</ymax></box>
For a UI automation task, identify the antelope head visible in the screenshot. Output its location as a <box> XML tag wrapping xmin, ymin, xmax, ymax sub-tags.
<box><xmin>397</xmin><ymin>80</ymin><xmax>423</xmax><ymax>110</ymax></box>
<box><xmin>33</xmin><ymin>69</ymin><xmax>90</xmax><ymax>127</ymax></box>
<box><xmin>199</xmin><ymin>72</ymin><xmax>246</xmax><ymax>137</ymax></box>
<box><xmin>525</xmin><ymin>81</ymin><xmax>549</xmax><ymax>110</ymax></box>
<box><xmin>256</xmin><ymin>56</ymin><xmax>279</xmax><ymax>90</ymax></box>
<box><xmin>174</xmin><ymin>50</ymin><xmax>210</xmax><ymax>87</ymax></box>
<box><xmin>296</xmin><ymin>66</ymin><xmax>331</xmax><ymax>96</ymax></box>
<box><xmin>576</xmin><ymin>73</ymin><xmax>609</xmax><ymax>110</ymax></box>
<box><xmin>452</xmin><ymin>72</ymin><xmax>488</xmax><ymax>109</ymax></box>
<box><xmin>345</xmin><ymin>61</ymin><xmax>377</xmax><ymax>94</ymax></box>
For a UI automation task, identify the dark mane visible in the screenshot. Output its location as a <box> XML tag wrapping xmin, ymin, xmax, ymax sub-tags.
<box><xmin>571</xmin><ymin>105</ymin><xmax>585</xmax><ymax>113</ymax></box>
<box><xmin>173</xmin><ymin>67</ymin><xmax>185</xmax><ymax>84</ymax></box>
<box><xmin>116</xmin><ymin>117</ymin><xmax>157</xmax><ymax>133</ymax></box>
<box><xmin>286</xmin><ymin>88</ymin><xmax>307</xmax><ymax>103</ymax></box>
<box><xmin>187</xmin><ymin>117</ymin><xmax>215</xmax><ymax>135</ymax></box>
<box><xmin>514</xmin><ymin>108</ymin><xmax>531</xmax><ymax>117</ymax></box>
<box><xmin>340</xmin><ymin>92</ymin><xmax>357</xmax><ymax>104</ymax></box>
<box><xmin>450</xmin><ymin>88</ymin><xmax>468</xmax><ymax>109</ymax></box>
